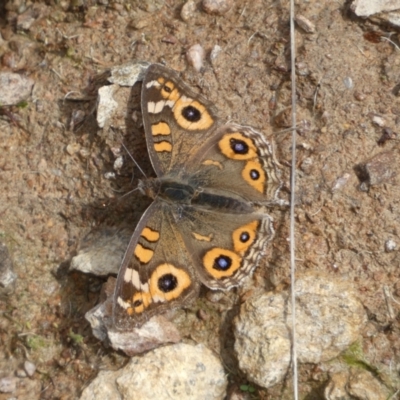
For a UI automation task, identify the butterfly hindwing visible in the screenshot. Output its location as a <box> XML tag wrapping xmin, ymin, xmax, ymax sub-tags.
<box><xmin>174</xmin><ymin>206</ymin><xmax>275</xmax><ymax>290</ymax></box>
<box><xmin>113</xmin><ymin>200</ymin><xmax>199</xmax><ymax>329</ymax></box>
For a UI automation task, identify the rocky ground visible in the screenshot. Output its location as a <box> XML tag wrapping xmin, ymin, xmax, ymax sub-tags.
<box><xmin>0</xmin><ymin>0</ymin><xmax>400</xmax><ymax>399</ymax></box>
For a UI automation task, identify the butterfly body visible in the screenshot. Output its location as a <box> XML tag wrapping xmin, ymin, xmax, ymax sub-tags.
<box><xmin>113</xmin><ymin>64</ymin><xmax>282</xmax><ymax>329</ymax></box>
<box><xmin>139</xmin><ymin>176</ymin><xmax>256</xmax><ymax>214</ymax></box>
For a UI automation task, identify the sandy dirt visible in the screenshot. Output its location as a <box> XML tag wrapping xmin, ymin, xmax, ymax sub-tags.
<box><xmin>0</xmin><ymin>0</ymin><xmax>400</xmax><ymax>398</ymax></box>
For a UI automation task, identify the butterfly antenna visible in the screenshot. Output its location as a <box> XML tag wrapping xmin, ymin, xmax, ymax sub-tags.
<box><xmin>118</xmin><ymin>186</ymin><xmax>141</xmax><ymax>201</ymax></box>
<box><xmin>112</xmin><ymin>127</ymin><xmax>148</xmax><ymax>179</ymax></box>
<box><xmin>120</xmin><ymin>141</ymin><xmax>148</xmax><ymax>179</ymax></box>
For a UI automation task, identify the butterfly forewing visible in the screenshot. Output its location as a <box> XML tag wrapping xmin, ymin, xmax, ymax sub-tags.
<box><xmin>141</xmin><ymin>64</ymin><xmax>220</xmax><ymax>175</ymax></box>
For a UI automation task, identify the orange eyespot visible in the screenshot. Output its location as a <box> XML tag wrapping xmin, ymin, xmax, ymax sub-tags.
<box><xmin>149</xmin><ymin>264</ymin><xmax>191</xmax><ymax>301</ymax></box>
<box><xmin>173</xmin><ymin>99</ymin><xmax>214</xmax><ymax>130</ymax></box>
<box><xmin>232</xmin><ymin>221</ymin><xmax>259</xmax><ymax>254</ymax></box>
<box><xmin>241</xmin><ymin>160</ymin><xmax>265</xmax><ymax>193</ymax></box>
<box><xmin>218</xmin><ymin>133</ymin><xmax>258</xmax><ymax>160</ymax></box>
<box><xmin>202</xmin><ymin>248</ymin><xmax>242</xmax><ymax>279</ymax></box>
<box><xmin>128</xmin><ymin>292</ymin><xmax>152</xmax><ymax>314</ymax></box>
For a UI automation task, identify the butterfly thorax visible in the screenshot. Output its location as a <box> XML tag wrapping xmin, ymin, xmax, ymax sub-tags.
<box><xmin>138</xmin><ymin>177</ymin><xmax>254</xmax><ymax>213</ymax></box>
<box><xmin>138</xmin><ymin>177</ymin><xmax>194</xmax><ymax>204</ymax></box>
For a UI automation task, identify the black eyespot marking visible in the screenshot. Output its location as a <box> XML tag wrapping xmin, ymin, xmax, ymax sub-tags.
<box><xmin>182</xmin><ymin>105</ymin><xmax>201</xmax><ymax>122</ymax></box>
<box><xmin>250</xmin><ymin>169</ymin><xmax>260</xmax><ymax>180</ymax></box>
<box><xmin>213</xmin><ymin>255</ymin><xmax>232</xmax><ymax>271</ymax></box>
<box><xmin>158</xmin><ymin>273</ymin><xmax>178</xmax><ymax>293</ymax></box>
<box><xmin>133</xmin><ymin>299</ymin><xmax>143</xmax><ymax>307</ymax></box>
<box><xmin>164</xmin><ymin>84</ymin><xmax>173</xmax><ymax>93</ymax></box>
<box><xmin>240</xmin><ymin>232</ymin><xmax>250</xmax><ymax>243</ymax></box>
<box><xmin>230</xmin><ymin>138</ymin><xmax>249</xmax><ymax>155</ymax></box>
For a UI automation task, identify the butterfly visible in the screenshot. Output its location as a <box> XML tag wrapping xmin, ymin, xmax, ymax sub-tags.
<box><xmin>112</xmin><ymin>64</ymin><xmax>282</xmax><ymax>329</ymax></box>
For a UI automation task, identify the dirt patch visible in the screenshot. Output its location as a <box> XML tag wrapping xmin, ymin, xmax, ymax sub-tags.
<box><xmin>0</xmin><ymin>0</ymin><xmax>399</xmax><ymax>398</ymax></box>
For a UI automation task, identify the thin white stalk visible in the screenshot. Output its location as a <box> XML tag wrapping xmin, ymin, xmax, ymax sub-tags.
<box><xmin>289</xmin><ymin>0</ymin><xmax>299</xmax><ymax>399</ymax></box>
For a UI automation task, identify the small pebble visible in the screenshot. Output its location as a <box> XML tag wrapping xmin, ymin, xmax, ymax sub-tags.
<box><xmin>51</xmin><ymin>169</ymin><xmax>62</xmax><ymax>176</ymax></box>
<box><xmin>0</xmin><ymin>72</ymin><xmax>34</xmax><ymax>106</ymax></box>
<box><xmin>321</xmin><ymin>111</ymin><xmax>330</xmax><ymax>124</ymax></box>
<box><xmin>24</xmin><ymin>360</ymin><xmax>36</xmax><ymax>377</ymax></box>
<box><xmin>79</xmin><ymin>148</ymin><xmax>90</xmax><ymax>158</ymax></box>
<box><xmin>385</xmin><ymin>239</ymin><xmax>396</xmax><ymax>252</ymax></box>
<box><xmin>343</xmin><ymin>77</ymin><xmax>354</xmax><ymax>89</ymax></box>
<box><xmin>197</xmin><ymin>309</ymin><xmax>208</xmax><ymax>321</ymax></box>
<box><xmin>66</xmin><ymin>143</ymin><xmax>81</xmax><ymax>155</ymax></box>
<box><xmin>202</xmin><ymin>0</ymin><xmax>233</xmax><ymax>15</ymax></box>
<box><xmin>0</xmin><ymin>376</ymin><xmax>16</xmax><ymax>393</ymax></box>
<box><xmin>206</xmin><ymin>289</ymin><xmax>224</xmax><ymax>303</ymax></box>
<box><xmin>35</xmin><ymin>100</ymin><xmax>44</xmax><ymax>112</ymax></box>
<box><xmin>210</xmin><ymin>44</ymin><xmax>222</xmax><ymax>63</ymax></box>
<box><xmin>139</xmin><ymin>0</ymin><xmax>164</xmax><ymax>13</ymax></box>
<box><xmin>37</xmin><ymin>158</ymin><xmax>47</xmax><ymax>171</ymax></box>
<box><xmin>113</xmin><ymin>156</ymin><xmax>124</xmax><ymax>171</ymax></box>
<box><xmin>354</xmin><ymin>91</ymin><xmax>366</xmax><ymax>101</ymax></box>
<box><xmin>161</xmin><ymin>35</ymin><xmax>178</xmax><ymax>45</ymax></box>
<box><xmin>377</xmin><ymin>128</ymin><xmax>397</xmax><ymax>146</ymax></box>
<box><xmin>16</xmin><ymin>8</ymin><xmax>38</xmax><ymax>31</ymax></box>
<box><xmin>355</xmin><ymin>150</ymin><xmax>398</xmax><ymax>187</ymax></box>
<box><xmin>372</xmin><ymin>115</ymin><xmax>385</xmax><ymax>127</ymax></box>
<box><xmin>104</xmin><ymin>172</ymin><xmax>116</xmax><ymax>180</ymax></box>
<box><xmin>332</xmin><ymin>173</ymin><xmax>350</xmax><ymax>192</ymax></box>
<box><xmin>295</xmin><ymin>15</ymin><xmax>315</xmax><ymax>33</ymax></box>
<box><xmin>181</xmin><ymin>0</ymin><xmax>197</xmax><ymax>22</ymax></box>
<box><xmin>15</xmin><ymin>369</ymin><xmax>27</xmax><ymax>378</ymax></box>
<box><xmin>110</xmin><ymin>146</ymin><xmax>122</xmax><ymax>157</ymax></box>
<box><xmin>69</xmin><ymin>109</ymin><xmax>85</xmax><ymax>131</ymax></box>
<box><xmin>130</xmin><ymin>16</ymin><xmax>151</xmax><ymax>30</ymax></box>
<box><xmin>186</xmin><ymin>44</ymin><xmax>205</xmax><ymax>72</ymax></box>
<box><xmin>300</xmin><ymin>157</ymin><xmax>313</xmax><ymax>174</ymax></box>
<box><xmin>0</xmin><ymin>242</ymin><xmax>17</xmax><ymax>296</ymax></box>
<box><xmin>297</xmin><ymin>62</ymin><xmax>310</xmax><ymax>76</ymax></box>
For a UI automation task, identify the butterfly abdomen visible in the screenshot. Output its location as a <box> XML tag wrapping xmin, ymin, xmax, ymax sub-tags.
<box><xmin>191</xmin><ymin>190</ymin><xmax>253</xmax><ymax>214</ymax></box>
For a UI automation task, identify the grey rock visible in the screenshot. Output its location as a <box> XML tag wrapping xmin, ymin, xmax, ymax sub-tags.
<box><xmin>234</xmin><ymin>272</ymin><xmax>367</xmax><ymax>388</ymax></box>
<box><xmin>96</xmin><ymin>85</ymin><xmax>119</xmax><ymax>129</ymax></box>
<box><xmin>325</xmin><ymin>369</ymin><xmax>390</xmax><ymax>400</ymax></box>
<box><xmin>385</xmin><ymin>239</ymin><xmax>396</xmax><ymax>252</ymax></box>
<box><xmin>0</xmin><ymin>376</ymin><xmax>17</xmax><ymax>393</ymax></box>
<box><xmin>234</xmin><ymin>292</ymin><xmax>291</xmax><ymax>388</ymax></box>
<box><xmin>294</xmin><ymin>273</ymin><xmax>367</xmax><ymax>363</ymax></box>
<box><xmin>80</xmin><ymin>343</ymin><xmax>228</xmax><ymax>400</ymax></box>
<box><xmin>295</xmin><ymin>15</ymin><xmax>316</xmax><ymax>33</ymax></box>
<box><xmin>202</xmin><ymin>0</ymin><xmax>233</xmax><ymax>15</ymax></box>
<box><xmin>79</xmin><ymin>369</ymin><xmax>121</xmax><ymax>400</ymax></box>
<box><xmin>0</xmin><ymin>242</ymin><xmax>17</xmax><ymax>296</ymax></box>
<box><xmin>70</xmin><ymin>228</ymin><xmax>132</xmax><ymax>276</ymax></box>
<box><xmin>23</xmin><ymin>360</ymin><xmax>36</xmax><ymax>377</ymax></box>
<box><xmin>210</xmin><ymin>45</ymin><xmax>222</xmax><ymax>64</ymax></box>
<box><xmin>0</xmin><ymin>72</ymin><xmax>34</xmax><ymax>106</ymax></box>
<box><xmin>138</xmin><ymin>0</ymin><xmax>164</xmax><ymax>13</ymax></box>
<box><xmin>186</xmin><ymin>44</ymin><xmax>205</xmax><ymax>72</ymax></box>
<box><xmin>108</xmin><ymin>61</ymin><xmax>150</xmax><ymax>87</ymax></box>
<box><xmin>351</xmin><ymin>0</ymin><xmax>400</xmax><ymax>17</ymax></box>
<box><xmin>351</xmin><ymin>0</ymin><xmax>400</xmax><ymax>27</ymax></box>
<box><xmin>181</xmin><ymin>0</ymin><xmax>197</xmax><ymax>22</ymax></box>
<box><xmin>355</xmin><ymin>150</ymin><xmax>400</xmax><ymax>188</ymax></box>
<box><xmin>85</xmin><ymin>278</ymin><xmax>181</xmax><ymax>356</ymax></box>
